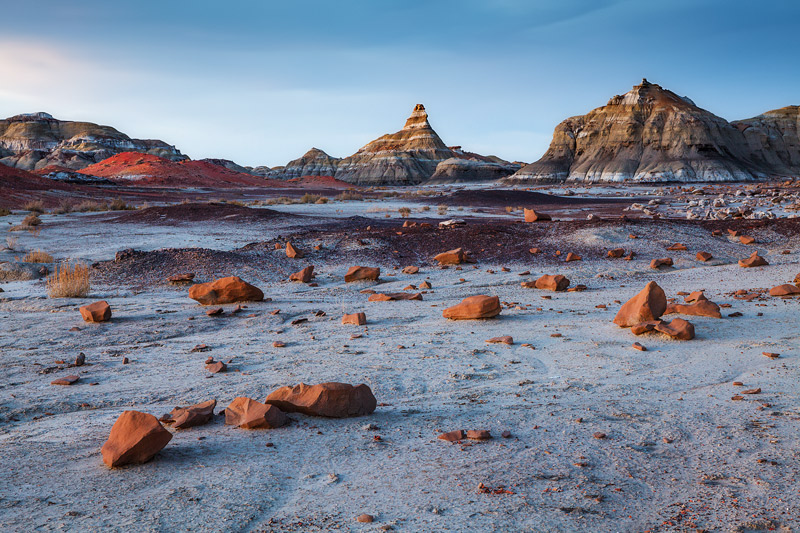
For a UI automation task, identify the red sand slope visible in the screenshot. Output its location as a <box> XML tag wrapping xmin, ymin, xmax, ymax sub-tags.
<box><xmin>79</xmin><ymin>152</ymin><xmax>285</xmax><ymax>188</ymax></box>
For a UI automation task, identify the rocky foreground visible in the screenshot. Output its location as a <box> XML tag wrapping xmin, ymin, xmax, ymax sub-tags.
<box><xmin>0</xmin><ymin>197</ymin><xmax>799</xmax><ymax>531</ymax></box>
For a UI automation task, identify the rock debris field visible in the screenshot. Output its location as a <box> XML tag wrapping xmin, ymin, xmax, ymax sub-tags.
<box><xmin>1</xmin><ymin>194</ymin><xmax>799</xmax><ymax>532</ymax></box>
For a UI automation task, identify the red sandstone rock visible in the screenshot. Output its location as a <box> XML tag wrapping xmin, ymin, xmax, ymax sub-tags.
<box><xmin>342</xmin><ymin>312</ymin><xmax>367</xmax><ymax>325</ymax></box>
<box><xmin>665</xmin><ymin>300</ymin><xmax>721</xmax><ymax>318</ymax></box>
<box><xmin>101</xmin><ymin>411</ymin><xmax>173</xmax><ymax>467</ymax></box>
<box><xmin>205</xmin><ymin>361</ymin><xmax>226</xmax><ymax>373</ymax></box>
<box><xmin>684</xmin><ymin>291</ymin><xmax>707</xmax><ymax>303</ymax></box>
<box><xmin>654</xmin><ymin>318</ymin><xmax>695</xmax><ymax>340</ymax></box>
<box><xmin>613</xmin><ymin>282</ymin><xmax>667</xmax><ymax>327</ymax></box>
<box><xmin>696</xmin><ymin>251</ymin><xmax>713</xmax><ymax>262</ymax></box>
<box><xmin>667</xmin><ymin>243</ymin><xmax>687</xmax><ymax>251</ymax></box>
<box><xmin>739</xmin><ymin>236</ymin><xmax>755</xmax><ymax>245</ymax></box>
<box><xmin>434</xmin><ymin>248</ymin><xmax>474</xmax><ymax>265</ymax></box>
<box><xmin>529</xmin><ymin>247</ymin><xmax>541</xmax><ymax>254</ymax></box>
<box><xmin>438</xmin><ymin>430</ymin><xmax>466</xmax><ymax>442</ymax></box>
<box><xmin>51</xmin><ymin>375</ymin><xmax>80</xmax><ymax>385</ymax></box>
<box><xmin>286</xmin><ymin>241</ymin><xmax>304</xmax><ymax>258</ymax></box>
<box><xmin>225</xmin><ymin>397</ymin><xmax>287</xmax><ymax>429</ymax></box>
<box><xmin>565</xmin><ymin>252</ymin><xmax>581</xmax><ymax>262</ymax></box>
<box><xmin>368</xmin><ymin>292</ymin><xmax>423</xmax><ymax>301</ymax></box>
<box><xmin>739</xmin><ymin>252</ymin><xmax>768</xmax><ymax>268</ymax></box>
<box><xmin>650</xmin><ymin>258</ymin><xmax>674</xmax><ymax>269</ymax></box>
<box><xmin>443</xmin><ymin>295</ymin><xmax>502</xmax><ymax>320</ymax></box>
<box><xmin>289</xmin><ymin>265</ymin><xmax>314</xmax><ymax>283</ymax></box>
<box><xmin>630</xmin><ymin>321</ymin><xmax>660</xmax><ymax>335</ymax></box>
<box><xmin>345</xmin><ymin>266</ymin><xmax>380</xmax><ymax>282</ymax></box>
<box><xmin>607</xmin><ymin>248</ymin><xmax>625</xmax><ymax>258</ymax></box>
<box><xmin>170</xmin><ymin>399</ymin><xmax>216</xmax><ymax>429</ymax></box>
<box><xmin>189</xmin><ymin>276</ymin><xmax>263</xmax><ymax>305</ymax></box>
<box><xmin>466</xmin><ymin>430</ymin><xmax>492</xmax><ymax>440</ymax></box>
<box><xmin>80</xmin><ymin>301</ymin><xmax>111</xmax><ymax>323</ymax></box>
<box><xmin>486</xmin><ymin>336</ymin><xmax>513</xmax><ymax>345</ymax></box>
<box><xmin>265</xmin><ymin>382</ymin><xmax>377</xmax><ymax>418</ymax></box>
<box><xmin>534</xmin><ymin>274</ymin><xmax>570</xmax><ymax>291</ymax></box>
<box><xmin>770</xmin><ymin>284</ymin><xmax>800</xmax><ymax>296</ymax></box>
<box><xmin>632</xmin><ymin>342</ymin><xmax>646</xmax><ymax>351</ymax></box>
<box><xmin>356</xmin><ymin>514</ymin><xmax>374</xmax><ymax>523</ymax></box>
<box><xmin>419</xmin><ymin>280</ymin><xmax>432</xmax><ymax>289</ymax></box>
<box><xmin>402</xmin><ymin>266</ymin><xmax>419</xmax><ymax>274</ymax></box>
<box><xmin>523</xmin><ymin>209</ymin><xmax>552</xmax><ymax>222</ymax></box>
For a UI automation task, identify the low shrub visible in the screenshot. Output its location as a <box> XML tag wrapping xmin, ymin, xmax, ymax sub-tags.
<box><xmin>47</xmin><ymin>262</ymin><xmax>90</xmax><ymax>298</ymax></box>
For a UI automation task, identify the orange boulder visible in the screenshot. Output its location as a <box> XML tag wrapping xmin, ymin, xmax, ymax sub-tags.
<box><xmin>345</xmin><ymin>266</ymin><xmax>380</xmax><ymax>282</ymax></box>
<box><xmin>80</xmin><ymin>301</ymin><xmax>112</xmax><ymax>323</ymax></box>
<box><xmin>738</xmin><ymin>252</ymin><xmax>768</xmax><ymax>268</ymax></box>
<box><xmin>170</xmin><ymin>399</ymin><xmax>216</xmax><ymax>430</ymax></box>
<box><xmin>265</xmin><ymin>382</ymin><xmax>377</xmax><ymax>418</ymax></box>
<box><xmin>665</xmin><ymin>300</ymin><xmax>721</xmax><ymax>318</ymax></box>
<box><xmin>289</xmin><ymin>265</ymin><xmax>314</xmax><ymax>283</ymax></box>
<box><xmin>286</xmin><ymin>241</ymin><xmax>304</xmax><ymax>258</ymax></box>
<box><xmin>342</xmin><ymin>312</ymin><xmax>367</xmax><ymax>325</ymax></box>
<box><xmin>368</xmin><ymin>292</ymin><xmax>423</xmax><ymax>301</ymax></box>
<box><xmin>696</xmin><ymin>251</ymin><xmax>713</xmax><ymax>262</ymax></box>
<box><xmin>650</xmin><ymin>258</ymin><xmax>674</xmax><ymax>269</ymax></box>
<box><xmin>224</xmin><ymin>397</ymin><xmax>287</xmax><ymax>429</ymax></box>
<box><xmin>533</xmin><ymin>274</ymin><xmax>570</xmax><ymax>291</ymax></box>
<box><xmin>101</xmin><ymin>411</ymin><xmax>173</xmax><ymax>467</ymax></box>
<box><xmin>189</xmin><ymin>276</ymin><xmax>263</xmax><ymax>305</ymax></box>
<box><xmin>769</xmin><ymin>284</ymin><xmax>800</xmax><ymax>297</ymax></box>
<box><xmin>613</xmin><ymin>281</ymin><xmax>667</xmax><ymax>327</ymax></box>
<box><xmin>443</xmin><ymin>295</ymin><xmax>501</xmax><ymax>320</ymax></box>
<box><xmin>523</xmin><ymin>209</ymin><xmax>552</xmax><ymax>222</ymax></box>
<box><xmin>434</xmin><ymin>248</ymin><xmax>474</xmax><ymax>265</ymax></box>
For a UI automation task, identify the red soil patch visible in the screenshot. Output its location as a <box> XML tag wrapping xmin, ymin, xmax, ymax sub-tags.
<box><xmin>79</xmin><ymin>152</ymin><xmax>286</xmax><ymax>188</ymax></box>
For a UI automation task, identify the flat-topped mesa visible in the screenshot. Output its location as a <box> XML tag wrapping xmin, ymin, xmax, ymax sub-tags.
<box><xmin>0</xmin><ymin>112</ymin><xmax>186</xmax><ymax>171</ymax></box>
<box><xmin>503</xmin><ymin>79</ymin><xmax>798</xmax><ymax>185</ymax></box>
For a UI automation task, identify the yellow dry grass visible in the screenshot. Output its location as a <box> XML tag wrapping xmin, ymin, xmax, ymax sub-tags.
<box><xmin>22</xmin><ymin>249</ymin><xmax>53</xmax><ymax>263</ymax></box>
<box><xmin>47</xmin><ymin>262</ymin><xmax>90</xmax><ymax>298</ymax></box>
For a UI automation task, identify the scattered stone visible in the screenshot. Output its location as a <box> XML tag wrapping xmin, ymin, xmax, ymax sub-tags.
<box><xmin>486</xmin><ymin>336</ymin><xmax>513</xmax><ymax>345</ymax></box>
<box><xmin>664</xmin><ymin>299</ymin><xmax>721</xmax><ymax>318</ymax></box>
<box><xmin>607</xmin><ymin>248</ymin><xmax>625</xmax><ymax>258</ymax></box>
<box><xmin>434</xmin><ymin>248</ymin><xmax>474</xmax><ymax>265</ymax></box>
<box><xmin>466</xmin><ymin>430</ymin><xmax>492</xmax><ymax>440</ymax></box>
<box><xmin>501</xmin><ymin>430</ymin><xmax>512</xmax><ymax>438</ymax></box>
<box><xmin>205</xmin><ymin>361</ymin><xmax>226</xmax><ymax>373</ymax></box>
<box><xmin>80</xmin><ymin>301</ymin><xmax>112</xmax><ymax>323</ymax></box>
<box><xmin>286</xmin><ymin>241</ymin><xmax>304</xmax><ymax>258</ymax></box>
<box><xmin>650</xmin><ymin>257</ymin><xmax>674</xmax><ymax>269</ymax></box>
<box><xmin>189</xmin><ymin>276</ymin><xmax>263</xmax><ymax>305</ymax></box>
<box><xmin>170</xmin><ymin>400</ymin><xmax>216</xmax><ymax>430</ymax></box>
<box><xmin>667</xmin><ymin>243</ymin><xmax>687</xmax><ymax>251</ymax></box>
<box><xmin>523</xmin><ymin>209</ymin><xmax>552</xmax><ymax>222</ymax></box>
<box><xmin>769</xmin><ymin>284</ymin><xmax>800</xmax><ymax>297</ymax></box>
<box><xmin>741</xmin><ymin>388</ymin><xmax>761</xmax><ymax>395</ymax></box>
<box><xmin>168</xmin><ymin>273</ymin><xmax>195</xmax><ymax>283</ymax></box>
<box><xmin>632</xmin><ymin>342</ymin><xmax>646</xmax><ymax>351</ymax></box>
<box><xmin>51</xmin><ymin>375</ymin><xmax>80</xmax><ymax>385</ymax></box>
<box><xmin>206</xmin><ymin>307</ymin><xmax>224</xmax><ymax>316</ymax></box>
<box><xmin>225</xmin><ymin>397</ymin><xmax>288</xmax><ymax>429</ymax></box>
<box><xmin>443</xmin><ymin>295</ymin><xmax>501</xmax><ymax>320</ymax></box>
<box><xmin>739</xmin><ymin>252</ymin><xmax>768</xmax><ymax>268</ymax></box>
<box><xmin>101</xmin><ymin>411</ymin><xmax>173</xmax><ymax>467</ymax></box>
<box><xmin>438</xmin><ymin>430</ymin><xmax>465</xmax><ymax>442</ymax></box>
<box><xmin>593</xmin><ymin>432</ymin><xmax>607</xmax><ymax>439</ymax></box>
<box><xmin>122</xmin><ymin>357</ymin><xmax>129</xmax><ymax>365</ymax></box>
<box><xmin>272</xmin><ymin>341</ymin><xmax>286</xmax><ymax>348</ymax></box>
<box><xmin>289</xmin><ymin>265</ymin><xmax>314</xmax><ymax>283</ymax></box>
<box><xmin>265</xmin><ymin>382</ymin><xmax>377</xmax><ymax>418</ymax></box>
<box><xmin>345</xmin><ymin>266</ymin><xmax>380</xmax><ymax>282</ymax></box>
<box><xmin>529</xmin><ymin>247</ymin><xmax>541</xmax><ymax>254</ymax></box>
<box><xmin>342</xmin><ymin>312</ymin><xmax>367</xmax><ymax>325</ymax></box>
<box><xmin>696</xmin><ymin>251</ymin><xmax>713</xmax><ymax>262</ymax></box>
<box><xmin>356</xmin><ymin>514</ymin><xmax>374</xmax><ymax>524</ymax></box>
<box><xmin>402</xmin><ymin>266</ymin><xmax>419</xmax><ymax>274</ymax></box>
<box><xmin>739</xmin><ymin>236</ymin><xmax>755</xmax><ymax>245</ymax></box>
<box><xmin>565</xmin><ymin>252</ymin><xmax>581</xmax><ymax>262</ymax></box>
<box><xmin>74</xmin><ymin>353</ymin><xmax>85</xmax><ymax>366</ymax></box>
<box><xmin>613</xmin><ymin>281</ymin><xmax>667</xmax><ymax>327</ymax></box>
<box><xmin>654</xmin><ymin>318</ymin><xmax>695</xmax><ymax>340</ymax></box>
<box><xmin>419</xmin><ymin>281</ymin><xmax>432</xmax><ymax>289</ymax></box>
<box><xmin>762</xmin><ymin>352</ymin><xmax>780</xmax><ymax>359</ymax></box>
<box><xmin>191</xmin><ymin>344</ymin><xmax>210</xmax><ymax>352</ymax></box>
<box><xmin>368</xmin><ymin>292</ymin><xmax>423</xmax><ymax>301</ymax></box>
<box><xmin>531</xmin><ymin>274</ymin><xmax>570</xmax><ymax>291</ymax></box>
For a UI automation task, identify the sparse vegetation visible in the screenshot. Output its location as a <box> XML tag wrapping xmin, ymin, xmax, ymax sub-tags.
<box><xmin>0</xmin><ymin>208</ymin><xmax>10</xmax><ymax>217</ymax></box>
<box><xmin>421</xmin><ymin>205</ymin><xmax>431</xmax><ymax>211</ymax></box>
<box><xmin>22</xmin><ymin>249</ymin><xmax>54</xmax><ymax>263</ymax></box>
<box><xmin>335</xmin><ymin>190</ymin><xmax>364</xmax><ymax>201</ymax></box>
<box><xmin>398</xmin><ymin>207</ymin><xmax>411</xmax><ymax>218</ymax></box>
<box><xmin>47</xmin><ymin>262</ymin><xmax>90</xmax><ymax>298</ymax></box>
<box><xmin>10</xmin><ymin>213</ymin><xmax>42</xmax><ymax>231</ymax></box>
<box><xmin>438</xmin><ymin>204</ymin><xmax>449</xmax><ymax>216</ymax></box>
<box><xmin>53</xmin><ymin>198</ymin><xmax>134</xmax><ymax>214</ymax></box>
<box><xmin>265</xmin><ymin>194</ymin><xmax>330</xmax><ymax>205</ymax></box>
<box><xmin>23</xmin><ymin>200</ymin><xmax>45</xmax><ymax>214</ymax></box>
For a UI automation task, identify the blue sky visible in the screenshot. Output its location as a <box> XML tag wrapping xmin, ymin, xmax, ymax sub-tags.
<box><xmin>1</xmin><ymin>0</ymin><xmax>798</xmax><ymax>167</ymax></box>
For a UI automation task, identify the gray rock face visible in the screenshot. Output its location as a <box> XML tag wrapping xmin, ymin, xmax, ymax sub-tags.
<box><xmin>0</xmin><ymin>112</ymin><xmax>186</xmax><ymax>171</ymax></box>
<box><xmin>732</xmin><ymin>106</ymin><xmax>800</xmax><ymax>175</ymax></box>
<box><xmin>427</xmin><ymin>157</ymin><xmax>520</xmax><ymax>184</ymax></box>
<box><xmin>504</xmin><ymin>80</ymin><xmax>800</xmax><ymax>184</ymax></box>
<box><xmin>267</xmin><ymin>148</ymin><xmax>341</xmax><ymax>180</ymax></box>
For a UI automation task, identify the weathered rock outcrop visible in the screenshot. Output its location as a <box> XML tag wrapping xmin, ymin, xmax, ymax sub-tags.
<box><xmin>0</xmin><ymin>112</ymin><xmax>186</xmax><ymax>171</ymax></box>
<box><xmin>504</xmin><ymin>80</ymin><xmax>799</xmax><ymax>184</ymax></box>
<box><xmin>267</xmin><ymin>148</ymin><xmax>341</xmax><ymax>180</ymax></box>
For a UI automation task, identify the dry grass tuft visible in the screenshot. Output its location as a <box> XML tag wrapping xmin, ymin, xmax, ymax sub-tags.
<box><xmin>398</xmin><ymin>206</ymin><xmax>411</xmax><ymax>218</ymax></box>
<box><xmin>47</xmin><ymin>262</ymin><xmax>90</xmax><ymax>298</ymax></box>
<box><xmin>23</xmin><ymin>200</ymin><xmax>45</xmax><ymax>213</ymax></box>
<box><xmin>335</xmin><ymin>190</ymin><xmax>364</xmax><ymax>201</ymax></box>
<box><xmin>0</xmin><ymin>207</ymin><xmax>11</xmax><ymax>217</ymax></box>
<box><xmin>22</xmin><ymin>249</ymin><xmax>54</xmax><ymax>263</ymax></box>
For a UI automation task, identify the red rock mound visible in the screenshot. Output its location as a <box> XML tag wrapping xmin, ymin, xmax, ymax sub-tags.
<box><xmin>265</xmin><ymin>382</ymin><xmax>377</xmax><ymax>418</ymax></box>
<box><xmin>101</xmin><ymin>411</ymin><xmax>173</xmax><ymax>467</ymax></box>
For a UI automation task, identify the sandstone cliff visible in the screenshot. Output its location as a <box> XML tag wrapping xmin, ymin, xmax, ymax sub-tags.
<box><xmin>0</xmin><ymin>112</ymin><xmax>186</xmax><ymax>171</ymax></box>
<box><xmin>732</xmin><ymin>106</ymin><xmax>800</xmax><ymax>176</ymax></box>
<box><xmin>504</xmin><ymin>80</ymin><xmax>793</xmax><ymax>184</ymax></box>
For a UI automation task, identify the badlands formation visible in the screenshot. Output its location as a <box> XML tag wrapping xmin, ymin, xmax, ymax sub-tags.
<box><xmin>1</xmin><ymin>81</ymin><xmax>800</xmax><ymax>531</ymax></box>
<box><xmin>505</xmin><ymin>80</ymin><xmax>800</xmax><ymax>184</ymax></box>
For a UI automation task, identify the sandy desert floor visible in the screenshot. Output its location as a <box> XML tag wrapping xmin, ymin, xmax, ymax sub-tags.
<box><xmin>1</xmin><ymin>188</ymin><xmax>799</xmax><ymax>532</ymax></box>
